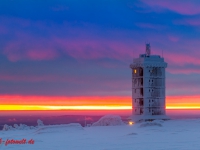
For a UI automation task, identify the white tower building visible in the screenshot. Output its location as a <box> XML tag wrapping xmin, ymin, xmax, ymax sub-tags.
<box><xmin>130</xmin><ymin>44</ymin><xmax>168</xmax><ymax>121</ymax></box>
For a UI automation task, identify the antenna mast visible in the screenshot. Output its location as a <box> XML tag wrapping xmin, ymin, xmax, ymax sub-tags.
<box><xmin>146</xmin><ymin>43</ymin><xmax>151</xmax><ymax>57</ymax></box>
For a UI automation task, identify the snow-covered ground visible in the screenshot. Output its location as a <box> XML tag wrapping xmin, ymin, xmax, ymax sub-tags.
<box><xmin>1</xmin><ymin>118</ymin><xmax>200</xmax><ymax>150</ymax></box>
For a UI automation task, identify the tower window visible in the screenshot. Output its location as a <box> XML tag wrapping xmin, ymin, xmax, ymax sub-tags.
<box><xmin>134</xmin><ymin>69</ymin><xmax>137</xmax><ymax>74</ymax></box>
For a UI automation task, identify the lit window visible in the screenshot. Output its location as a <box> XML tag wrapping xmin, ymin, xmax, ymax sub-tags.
<box><xmin>134</xmin><ymin>69</ymin><xmax>137</xmax><ymax>73</ymax></box>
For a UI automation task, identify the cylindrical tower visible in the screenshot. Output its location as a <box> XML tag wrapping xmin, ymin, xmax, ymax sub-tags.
<box><xmin>130</xmin><ymin>44</ymin><xmax>168</xmax><ymax>121</ymax></box>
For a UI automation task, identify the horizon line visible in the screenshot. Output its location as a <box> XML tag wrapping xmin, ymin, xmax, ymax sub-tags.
<box><xmin>2</xmin><ymin>105</ymin><xmax>200</xmax><ymax>110</ymax></box>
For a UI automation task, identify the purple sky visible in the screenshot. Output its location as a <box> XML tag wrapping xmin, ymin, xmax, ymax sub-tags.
<box><xmin>0</xmin><ymin>0</ymin><xmax>200</xmax><ymax>97</ymax></box>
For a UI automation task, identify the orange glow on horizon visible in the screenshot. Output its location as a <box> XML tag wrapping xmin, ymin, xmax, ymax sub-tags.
<box><xmin>0</xmin><ymin>105</ymin><xmax>131</xmax><ymax>110</ymax></box>
<box><xmin>2</xmin><ymin>105</ymin><xmax>200</xmax><ymax>110</ymax></box>
<box><xmin>0</xmin><ymin>95</ymin><xmax>200</xmax><ymax>110</ymax></box>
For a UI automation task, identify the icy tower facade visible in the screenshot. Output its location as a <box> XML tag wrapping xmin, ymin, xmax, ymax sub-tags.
<box><xmin>130</xmin><ymin>44</ymin><xmax>168</xmax><ymax>121</ymax></box>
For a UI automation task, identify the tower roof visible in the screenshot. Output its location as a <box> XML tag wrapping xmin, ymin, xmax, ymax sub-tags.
<box><xmin>130</xmin><ymin>44</ymin><xmax>167</xmax><ymax>68</ymax></box>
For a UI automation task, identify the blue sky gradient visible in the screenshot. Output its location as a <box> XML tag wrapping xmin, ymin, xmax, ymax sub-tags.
<box><xmin>0</xmin><ymin>0</ymin><xmax>200</xmax><ymax>97</ymax></box>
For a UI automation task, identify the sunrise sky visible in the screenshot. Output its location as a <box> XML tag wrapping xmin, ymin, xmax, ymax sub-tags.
<box><xmin>0</xmin><ymin>0</ymin><xmax>200</xmax><ymax>113</ymax></box>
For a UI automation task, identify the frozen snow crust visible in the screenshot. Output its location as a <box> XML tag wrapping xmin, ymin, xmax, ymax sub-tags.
<box><xmin>2</xmin><ymin>119</ymin><xmax>83</xmax><ymax>132</ymax></box>
<box><xmin>2</xmin><ymin>119</ymin><xmax>45</xmax><ymax>131</ymax></box>
<box><xmin>139</xmin><ymin>120</ymin><xmax>164</xmax><ymax>127</ymax></box>
<box><xmin>92</xmin><ymin>115</ymin><xmax>125</xmax><ymax>126</ymax></box>
<box><xmin>2</xmin><ymin>118</ymin><xmax>200</xmax><ymax>149</ymax></box>
<box><xmin>34</xmin><ymin>123</ymin><xmax>83</xmax><ymax>135</ymax></box>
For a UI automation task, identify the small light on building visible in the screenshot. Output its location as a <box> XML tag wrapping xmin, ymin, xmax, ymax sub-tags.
<box><xmin>134</xmin><ymin>69</ymin><xmax>137</xmax><ymax>73</ymax></box>
<box><xmin>129</xmin><ymin>121</ymin><xmax>134</xmax><ymax>125</ymax></box>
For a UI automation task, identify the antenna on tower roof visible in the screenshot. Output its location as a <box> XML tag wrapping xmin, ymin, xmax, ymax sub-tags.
<box><xmin>146</xmin><ymin>43</ymin><xmax>151</xmax><ymax>57</ymax></box>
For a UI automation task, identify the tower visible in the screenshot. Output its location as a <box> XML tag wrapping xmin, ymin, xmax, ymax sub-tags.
<box><xmin>130</xmin><ymin>43</ymin><xmax>168</xmax><ymax>121</ymax></box>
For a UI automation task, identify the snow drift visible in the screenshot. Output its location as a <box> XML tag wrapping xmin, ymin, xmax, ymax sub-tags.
<box><xmin>2</xmin><ymin>124</ymin><xmax>35</xmax><ymax>131</ymax></box>
<box><xmin>34</xmin><ymin>123</ymin><xmax>83</xmax><ymax>134</ymax></box>
<box><xmin>37</xmin><ymin>119</ymin><xmax>44</xmax><ymax>126</ymax></box>
<box><xmin>140</xmin><ymin>122</ymin><xmax>162</xmax><ymax>127</ymax></box>
<box><xmin>2</xmin><ymin>119</ymin><xmax>83</xmax><ymax>133</ymax></box>
<box><xmin>2</xmin><ymin>119</ymin><xmax>44</xmax><ymax>131</ymax></box>
<box><xmin>92</xmin><ymin>115</ymin><xmax>125</xmax><ymax>126</ymax></box>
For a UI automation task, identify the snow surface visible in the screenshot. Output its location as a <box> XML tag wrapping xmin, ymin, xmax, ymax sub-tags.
<box><xmin>139</xmin><ymin>121</ymin><xmax>162</xmax><ymax>127</ymax></box>
<box><xmin>1</xmin><ymin>119</ymin><xmax>200</xmax><ymax>149</ymax></box>
<box><xmin>92</xmin><ymin>115</ymin><xmax>125</xmax><ymax>126</ymax></box>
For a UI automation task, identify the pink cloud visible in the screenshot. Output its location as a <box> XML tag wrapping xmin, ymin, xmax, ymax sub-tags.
<box><xmin>4</xmin><ymin>45</ymin><xmax>59</xmax><ymax>62</ymax></box>
<box><xmin>0</xmin><ymin>16</ymin><xmax>145</xmax><ymax>63</ymax></box>
<box><xmin>3</xmin><ymin>36</ymin><xmax>139</xmax><ymax>65</ymax></box>
<box><xmin>153</xmin><ymin>43</ymin><xmax>200</xmax><ymax>65</ymax></box>
<box><xmin>0</xmin><ymin>73</ymin><xmax>85</xmax><ymax>83</ymax></box>
<box><xmin>3</xmin><ymin>34</ymin><xmax>59</xmax><ymax>61</ymax></box>
<box><xmin>152</xmin><ymin>44</ymin><xmax>200</xmax><ymax>74</ymax></box>
<box><xmin>175</xmin><ymin>18</ymin><xmax>200</xmax><ymax>27</ymax></box>
<box><xmin>0</xmin><ymin>74</ymin><xmax>56</xmax><ymax>82</ymax></box>
<box><xmin>1</xmin><ymin>16</ymin><xmax>200</xmax><ymax>76</ymax></box>
<box><xmin>51</xmin><ymin>38</ymin><xmax>138</xmax><ymax>61</ymax></box>
<box><xmin>167</xmin><ymin>68</ymin><xmax>200</xmax><ymax>74</ymax></box>
<box><xmin>164</xmin><ymin>52</ymin><xmax>200</xmax><ymax>65</ymax></box>
<box><xmin>4</xmin><ymin>32</ymin><xmax>200</xmax><ymax>75</ymax></box>
<box><xmin>168</xmin><ymin>35</ymin><xmax>179</xmax><ymax>42</ymax></box>
<box><xmin>142</xmin><ymin>0</ymin><xmax>200</xmax><ymax>15</ymax></box>
<box><xmin>26</xmin><ymin>49</ymin><xmax>58</xmax><ymax>60</ymax></box>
